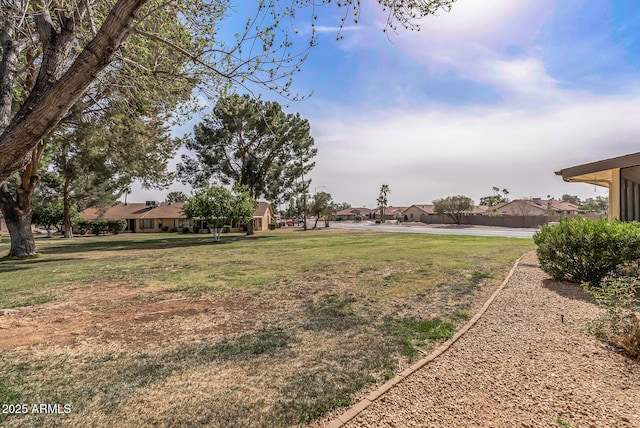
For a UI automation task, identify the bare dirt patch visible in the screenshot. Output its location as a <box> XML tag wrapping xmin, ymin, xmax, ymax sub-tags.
<box><xmin>0</xmin><ymin>285</ymin><xmax>274</xmax><ymax>350</ymax></box>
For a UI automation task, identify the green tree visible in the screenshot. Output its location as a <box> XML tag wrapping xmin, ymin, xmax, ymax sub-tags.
<box><xmin>31</xmin><ymin>199</ymin><xmax>74</xmax><ymax>238</ymax></box>
<box><xmin>433</xmin><ymin>195</ymin><xmax>474</xmax><ymax>225</ymax></box>
<box><xmin>49</xmin><ymin>112</ymin><xmax>179</xmax><ymax>238</ymax></box>
<box><xmin>165</xmin><ymin>191</ymin><xmax>189</xmax><ymax>203</ymax></box>
<box><xmin>0</xmin><ymin>0</ymin><xmax>456</xmax><ymax>185</ymax></box>
<box><xmin>377</xmin><ymin>184</ymin><xmax>391</xmax><ymax>223</ymax></box>
<box><xmin>581</xmin><ymin>196</ymin><xmax>609</xmax><ymax>214</ymax></box>
<box><xmin>309</xmin><ymin>191</ymin><xmax>334</xmax><ymax>229</ymax></box>
<box><xmin>178</xmin><ymin>94</ymin><xmax>317</xmax><ymax>204</ymax></box>
<box><xmin>561</xmin><ymin>194</ymin><xmax>581</xmax><ymax>205</ymax></box>
<box><xmin>479</xmin><ymin>186</ymin><xmax>510</xmax><ymax>207</ymax></box>
<box><xmin>183</xmin><ymin>186</ymin><xmax>256</xmax><ymax>241</ymax></box>
<box><xmin>334</xmin><ymin>202</ymin><xmax>351</xmax><ymax>212</ymax></box>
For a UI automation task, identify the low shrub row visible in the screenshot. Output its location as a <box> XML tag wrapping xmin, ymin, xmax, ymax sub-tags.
<box><xmin>534</xmin><ymin>217</ymin><xmax>640</xmax><ymax>286</ymax></box>
<box><xmin>534</xmin><ymin>217</ymin><xmax>640</xmax><ymax>359</ymax></box>
<box><xmin>75</xmin><ymin>220</ymin><xmax>126</xmax><ymax>236</ymax></box>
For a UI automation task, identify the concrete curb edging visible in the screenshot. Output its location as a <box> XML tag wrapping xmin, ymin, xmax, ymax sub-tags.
<box><xmin>324</xmin><ymin>254</ymin><xmax>527</xmax><ymax>428</ymax></box>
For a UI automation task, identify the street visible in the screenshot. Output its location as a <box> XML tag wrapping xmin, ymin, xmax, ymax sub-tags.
<box><xmin>329</xmin><ymin>221</ymin><xmax>537</xmax><ymax>239</ymax></box>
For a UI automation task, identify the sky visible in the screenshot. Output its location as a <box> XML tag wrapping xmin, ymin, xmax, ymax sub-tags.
<box><xmin>130</xmin><ymin>0</ymin><xmax>640</xmax><ymax>209</ymax></box>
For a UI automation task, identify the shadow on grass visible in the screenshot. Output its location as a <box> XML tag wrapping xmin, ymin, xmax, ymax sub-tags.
<box><xmin>31</xmin><ymin>234</ymin><xmax>274</xmax><ymax>256</ymax></box>
<box><xmin>540</xmin><ymin>279</ymin><xmax>594</xmax><ymax>303</ymax></box>
<box><xmin>0</xmin><ymin>257</ymin><xmax>87</xmax><ymax>267</ymax></box>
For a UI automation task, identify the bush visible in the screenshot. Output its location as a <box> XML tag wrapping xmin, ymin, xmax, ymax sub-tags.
<box><xmin>170</xmin><ymin>227</ymin><xmax>178</xmax><ymax>233</ymax></box>
<box><xmin>268</xmin><ymin>222</ymin><xmax>277</xmax><ymax>230</ymax></box>
<box><xmin>181</xmin><ymin>227</ymin><xmax>191</xmax><ymax>234</ymax></box>
<box><xmin>533</xmin><ymin>217</ymin><xmax>640</xmax><ymax>286</ymax></box>
<box><xmin>161</xmin><ymin>226</ymin><xmax>169</xmax><ymax>232</ymax></box>
<box><xmin>222</xmin><ymin>225</ymin><xmax>232</xmax><ymax>233</ymax></box>
<box><xmin>108</xmin><ymin>220</ymin><xmax>126</xmax><ymax>235</ymax></box>
<box><xmin>587</xmin><ymin>276</ymin><xmax>640</xmax><ymax>359</ymax></box>
<box><xmin>73</xmin><ymin>219</ymin><xmax>125</xmax><ymax>236</ymax></box>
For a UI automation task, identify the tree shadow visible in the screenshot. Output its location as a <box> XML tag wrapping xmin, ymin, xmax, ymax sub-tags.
<box><xmin>34</xmin><ymin>234</ymin><xmax>274</xmax><ymax>256</ymax></box>
<box><xmin>540</xmin><ymin>278</ymin><xmax>594</xmax><ymax>304</ymax></box>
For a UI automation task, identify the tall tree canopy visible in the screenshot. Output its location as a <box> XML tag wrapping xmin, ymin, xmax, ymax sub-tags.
<box><xmin>0</xmin><ymin>0</ymin><xmax>456</xmax><ymax>184</ymax></box>
<box><xmin>433</xmin><ymin>195</ymin><xmax>474</xmax><ymax>225</ymax></box>
<box><xmin>178</xmin><ymin>94</ymin><xmax>316</xmax><ymax>205</ymax></box>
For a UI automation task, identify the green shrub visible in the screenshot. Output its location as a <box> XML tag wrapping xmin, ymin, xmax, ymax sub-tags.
<box><xmin>75</xmin><ymin>219</ymin><xmax>126</xmax><ymax>236</ymax></box>
<box><xmin>181</xmin><ymin>227</ymin><xmax>191</xmax><ymax>234</ymax></box>
<box><xmin>586</xmin><ymin>276</ymin><xmax>640</xmax><ymax>359</ymax></box>
<box><xmin>533</xmin><ymin>217</ymin><xmax>640</xmax><ymax>286</ymax></box>
<box><xmin>268</xmin><ymin>222</ymin><xmax>277</xmax><ymax>230</ymax></box>
<box><xmin>222</xmin><ymin>225</ymin><xmax>232</xmax><ymax>233</ymax></box>
<box><xmin>161</xmin><ymin>226</ymin><xmax>169</xmax><ymax>232</ymax></box>
<box><xmin>108</xmin><ymin>220</ymin><xmax>126</xmax><ymax>235</ymax></box>
<box><xmin>170</xmin><ymin>227</ymin><xmax>178</xmax><ymax>233</ymax></box>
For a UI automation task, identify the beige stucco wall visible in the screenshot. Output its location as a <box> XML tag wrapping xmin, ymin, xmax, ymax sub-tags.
<box><xmin>609</xmin><ymin>168</ymin><xmax>621</xmax><ymax>221</ymax></box>
<box><xmin>404</xmin><ymin>207</ymin><xmax>427</xmax><ymax>221</ymax></box>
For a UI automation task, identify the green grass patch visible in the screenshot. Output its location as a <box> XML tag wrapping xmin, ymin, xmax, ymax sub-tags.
<box><xmin>0</xmin><ymin>230</ymin><xmax>533</xmax><ymax>426</ymax></box>
<box><xmin>385</xmin><ymin>317</ymin><xmax>456</xmax><ymax>360</ymax></box>
<box><xmin>470</xmin><ymin>271</ymin><xmax>493</xmax><ymax>284</ymax></box>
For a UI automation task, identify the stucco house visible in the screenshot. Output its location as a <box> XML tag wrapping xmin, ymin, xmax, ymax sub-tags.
<box><xmin>80</xmin><ymin>202</ymin><xmax>190</xmax><ymax>232</ymax></box>
<box><xmin>334</xmin><ymin>207</ymin><xmax>375</xmax><ymax>221</ymax></box>
<box><xmin>404</xmin><ymin>204</ymin><xmax>434</xmax><ymax>222</ymax></box>
<box><xmin>252</xmin><ymin>201</ymin><xmax>275</xmax><ymax>231</ymax></box>
<box><xmin>556</xmin><ymin>152</ymin><xmax>640</xmax><ymax>222</ymax></box>
<box><xmin>489</xmin><ymin>199</ymin><xmax>579</xmax><ymax>216</ymax></box>
<box><xmin>80</xmin><ymin>200</ymin><xmax>275</xmax><ymax>232</ymax></box>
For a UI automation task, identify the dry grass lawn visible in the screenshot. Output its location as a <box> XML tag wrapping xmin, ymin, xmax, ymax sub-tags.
<box><xmin>0</xmin><ymin>229</ymin><xmax>534</xmax><ymax>427</ymax></box>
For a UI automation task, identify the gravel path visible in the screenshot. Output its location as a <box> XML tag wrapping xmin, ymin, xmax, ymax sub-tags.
<box><xmin>339</xmin><ymin>252</ymin><xmax>640</xmax><ymax>427</ymax></box>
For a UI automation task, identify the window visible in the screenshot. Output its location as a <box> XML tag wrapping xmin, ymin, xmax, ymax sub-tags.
<box><xmin>140</xmin><ymin>219</ymin><xmax>154</xmax><ymax>229</ymax></box>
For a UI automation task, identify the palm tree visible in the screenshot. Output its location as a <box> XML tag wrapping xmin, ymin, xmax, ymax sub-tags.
<box><xmin>377</xmin><ymin>184</ymin><xmax>390</xmax><ymax>223</ymax></box>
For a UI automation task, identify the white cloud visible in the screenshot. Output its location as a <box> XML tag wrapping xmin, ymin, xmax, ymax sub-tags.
<box><xmin>371</xmin><ymin>0</ymin><xmax>559</xmax><ymax>101</ymax></box>
<box><xmin>307</xmin><ymin>92</ymin><xmax>638</xmax><ymax>206</ymax></box>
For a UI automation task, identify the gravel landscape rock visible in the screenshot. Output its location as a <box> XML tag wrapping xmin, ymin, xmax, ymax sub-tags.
<box><xmin>338</xmin><ymin>252</ymin><xmax>640</xmax><ymax>427</ymax></box>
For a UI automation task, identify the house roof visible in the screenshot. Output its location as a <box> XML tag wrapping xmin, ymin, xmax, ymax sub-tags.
<box><xmin>336</xmin><ymin>207</ymin><xmax>375</xmax><ymax>216</ymax></box>
<box><xmin>253</xmin><ymin>201</ymin><xmax>274</xmax><ymax>218</ymax></box>
<box><xmin>82</xmin><ymin>201</ymin><xmax>274</xmax><ymax>222</ymax></box>
<box><xmin>491</xmin><ymin>199</ymin><xmax>579</xmax><ymax>213</ymax></box>
<box><xmin>555</xmin><ymin>151</ymin><xmax>640</xmax><ymax>187</ymax></box>
<box><xmin>384</xmin><ymin>206</ymin><xmax>408</xmax><ymax>214</ymax></box>
<box><xmin>406</xmin><ymin>204</ymin><xmax>435</xmax><ymax>214</ymax></box>
<box><xmin>80</xmin><ymin>202</ymin><xmax>187</xmax><ymax>221</ymax></box>
<box><xmin>470</xmin><ymin>205</ymin><xmax>489</xmax><ymax>214</ymax></box>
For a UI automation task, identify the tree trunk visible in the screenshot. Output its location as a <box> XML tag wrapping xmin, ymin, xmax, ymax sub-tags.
<box><xmin>0</xmin><ymin>0</ymin><xmax>148</xmax><ymax>183</ymax></box>
<box><xmin>246</xmin><ymin>219</ymin><xmax>255</xmax><ymax>236</ymax></box>
<box><xmin>0</xmin><ymin>144</ymin><xmax>44</xmax><ymax>257</ymax></box>
<box><xmin>313</xmin><ymin>215</ymin><xmax>320</xmax><ymax>229</ymax></box>
<box><xmin>63</xmin><ymin>176</ymin><xmax>73</xmax><ymax>238</ymax></box>
<box><xmin>0</xmin><ymin>186</ymin><xmax>36</xmax><ymax>257</ymax></box>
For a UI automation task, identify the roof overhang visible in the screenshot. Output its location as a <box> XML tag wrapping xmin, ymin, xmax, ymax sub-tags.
<box><xmin>555</xmin><ymin>151</ymin><xmax>640</xmax><ymax>188</ymax></box>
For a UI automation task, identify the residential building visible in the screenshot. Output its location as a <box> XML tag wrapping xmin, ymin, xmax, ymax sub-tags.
<box><xmin>334</xmin><ymin>207</ymin><xmax>375</xmax><ymax>221</ymax></box>
<box><xmin>253</xmin><ymin>201</ymin><xmax>275</xmax><ymax>231</ymax></box>
<box><xmin>80</xmin><ymin>200</ymin><xmax>275</xmax><ymax>233</ymax></box>
<box><xmin>556</xmin><ymin>151</ymin><xmax>640</xmax><ymax>221</ymax></box>
<box><xmin>489</xmin><ymin>199</ymin><xmax>579</xmax><ymax>216</ymax></box>
<box><xmin>404</xmin><ymin>204</ymin><xmax>434</xmax><ymax>222</ymax></box>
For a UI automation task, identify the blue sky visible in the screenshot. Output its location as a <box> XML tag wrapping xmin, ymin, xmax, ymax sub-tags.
<box><xmin>132</xmin><ymin>0</ymin><xmax>640</xmax><ymax>208</ymax></box>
